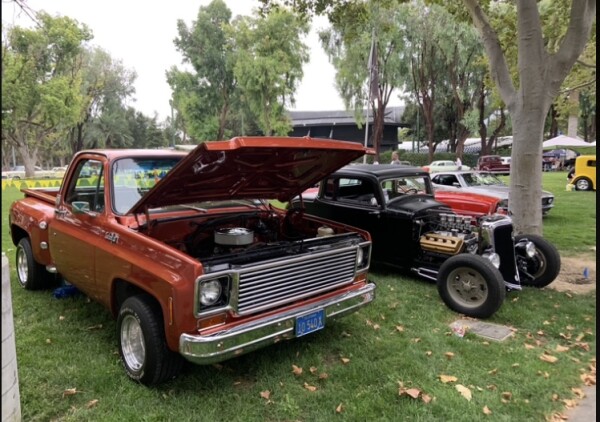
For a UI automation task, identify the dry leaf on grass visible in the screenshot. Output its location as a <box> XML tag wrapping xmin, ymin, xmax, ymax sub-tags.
<box><xmin>303</xmin><ymin>383</ymin><xmax>317</xmax><ymax>392</ymax></box>
<box><xmin>318</xmin><ymin>373</ymin><xmax>328</xmax><ymax>380</ymax></box>
<box><xmin>336</xmin><ymin>403</ymin><xmax>343</xmax><ymax>413</ymax></box>
<box><xmin>63</xmin><ymin>388</ymin><xmax>80</xmax><ymax>397</ymax></box>
<box><xmin>425</xmin><ymin>351</ymin><xmax>432</xmax><ymax>356</ymax></box>
<box><xmin>260</xmin><ymin>390</ymin><xmax>271</xmax><ymax>400</ymax></box>
<box><xmin>85</xmin><ymin>324</ymin><xmax>103</xmax><ymax>331</ymax></box>
<box><xmin>86</xmin><ymin>399</ymin><xmax>99</xmax><ymax>409</ymax></box>
<box><xmin>540</xmin><ymin>353</ymin><xmax>559</xmax><ymax>364</ymax></box>
<box><xmin>483</xmin><ymin>406</ymin><xmax>492</xmax><ymax>415</ymax></box>
<box><xmin>501</xmin><ymin>392</ymin><xmax>512</xmax><ymax>401</ymax></box>
<box><xmin>562</xmin><ymin>399</ymin><xmax>578</xmax><ymax>408</ymax></box>
<box><xmin>439</xmin><ymin>375</ymin><xmax>458</xmax><ymax>384</ymax></box>
<box><xmin>340</xmin><ymin>357</ymin><xmax>350</xmax><ymax>364</ymax></box>
<box><xmin>399</xmin><ymin>387</ymin><xmax>421</xmax><ymax>399</ymax></box>
<box><xmin>395</xmin><ymin>325</ymin><xmax>405</xmax><ymax>332</ymax></box>
<box><xmin>292</xmin><ymin>365</ymin><xmax>303</xmax><ymax>376</ymax></box>
<box><xmin>309</xmin><ymin>367</ymin><xmax>318</xmax><ymax>374</ymax></box>
<box><xmin>455</xmin><ymin>384</ymin><xmax>472</xmax><ymax>401</ymax></box>
<box><xmin>445</xmin><ymin>352</ymin><xmax>455</xmax><ymax>360</ymax></box>
<box><xmin>555</xmin><ymin>345</ymin><xmax>570</xmax><ymax>352</ymax></box>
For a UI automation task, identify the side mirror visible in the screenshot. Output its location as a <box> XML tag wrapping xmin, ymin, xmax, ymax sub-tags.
<box><xmin>72</xmin><ymin>201</ymin><xmax>90</xmax><ymax>214</ymax></box>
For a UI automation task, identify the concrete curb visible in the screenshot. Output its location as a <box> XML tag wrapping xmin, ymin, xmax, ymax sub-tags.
<box><xmin>562</xmin><ymin>385</ymin><xmax>596</xmax><ymax>422</ymax></box>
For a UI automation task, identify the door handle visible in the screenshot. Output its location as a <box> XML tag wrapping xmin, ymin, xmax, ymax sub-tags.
<box><xmin>55</xmin><ymin>208</ymin><xmax>67</xmax><ymax>216</ymax></box>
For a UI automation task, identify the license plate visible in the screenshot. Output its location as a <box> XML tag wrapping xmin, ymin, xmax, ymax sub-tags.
<box><xmin>295</xmin><ymin>309</ymin><xmax>325</xmax><ymax>337</ymax></box>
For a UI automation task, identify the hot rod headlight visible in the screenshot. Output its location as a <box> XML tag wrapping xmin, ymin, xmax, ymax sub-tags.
<box><xmin>482</xmin><ymin>252</ymin><xmax>501</xmax><ymax>268</ymax></box>
<box><xmin>525</xmin><ymin>241</ymin><xmax>536</xmax><ymax>258</ymax></box>
<box><xmin>199</xmin><ymin>279</ymin><xmax>223</xmax><ymax>306</ymax></box>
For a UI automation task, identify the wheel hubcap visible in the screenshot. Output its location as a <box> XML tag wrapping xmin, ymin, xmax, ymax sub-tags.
<box><xmin>121</xmin><ymin>315</ymin><xmax>146</xmax><ymax>372</ymax></box>
<box><xmin>447</xmin><ymin>267</ymin><xmax>488</xmax><ymax>308</ymax></box>
<box><xmin>16</xmin><ymin>246</ymin><xmax>28</xmax><ymax>287</ymax></box>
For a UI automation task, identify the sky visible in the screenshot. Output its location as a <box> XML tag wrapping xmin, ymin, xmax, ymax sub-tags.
<box><xmin>2</xmin><ymin>0</ymin><xmax>402</xmax><ymax>121</ymax></box>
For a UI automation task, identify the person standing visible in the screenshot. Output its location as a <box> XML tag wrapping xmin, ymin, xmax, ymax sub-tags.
<box><xmin>391</xmin><ymin>151</ymin><xmax>401</xmax><ymax>164</ymax></box>
<box><xmin>455</xmin><ymin>156</ymin><xmax>462</xmax><ymax>170</ymax></box>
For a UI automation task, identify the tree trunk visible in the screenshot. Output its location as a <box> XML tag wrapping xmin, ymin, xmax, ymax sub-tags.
<box><xmin>567</xmin><ymin>90</ymin><xmax>579</xmax><ymax>138</ymax></box>
<box><xmin>509</xmin><ymin>104</ymin><xmax>546</xmax><ymax>234</ymax></box>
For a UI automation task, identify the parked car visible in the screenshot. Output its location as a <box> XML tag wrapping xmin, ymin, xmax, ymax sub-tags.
<box><xmin>568</xmin><ymin>154</ymin><xmax>596</xmax><ymax>191</ymax></box>
<box><xmin>291</xmin><ymin>164</ymin><xmax>560</xmax><ymax>319</ymax></box>
<box><xmin>1</xmin><ymin>165</ymin><xmax>53</xmax><ymax>179</ymax></box>
<box><xmin>430</xmin><ymin>171</ymin><xmax>555</xmax><ymax>215</ymax></box>
<box><xmin>433</xmin><ymin>189</ymin><xmax>506</xmax><ymax>217</ymax></box>
<box><xmin>52</xmin><ymin>166</ymin><xmax>68</xmax><ymax>179</ymax></box>
<box><xmin>423</xmin><ymin>160</ymin><xmax>471</xmax><ymax>173</ymax></box>
<box><xmin>475</xmin><ymin>155</ymin><xmax>510</xmax><ymax>175</ymax></box>
<box><xmin>500</xmin><ymin>156</ymin><xmax>511</xmax><ymax>165</ymax></box>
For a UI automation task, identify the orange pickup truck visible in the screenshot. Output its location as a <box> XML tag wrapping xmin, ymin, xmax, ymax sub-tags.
<box><xmin>9</xmin><ymin>137</ymin><xmax>376</xmax><ymax>385</ymax></box>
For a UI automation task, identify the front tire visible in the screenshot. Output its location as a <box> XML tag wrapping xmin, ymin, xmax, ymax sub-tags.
<box><xmin>515</xmin><ymin>234</ymin><xmax>561</xmax><ymax>288</ymax></box>
<box><xmin>117</xmin><ymin>295</ymin><xmax>183</xmax><ymax>386</ymax></box>
<box><xmin>437</xmin><ymin>255</ymin><xmax>506</xmax><ymax>319</ymax></box>
<box><xmin>16</xmin><ymin>237</ymin><xmax>56</xmax><ymax>290</ymax></box>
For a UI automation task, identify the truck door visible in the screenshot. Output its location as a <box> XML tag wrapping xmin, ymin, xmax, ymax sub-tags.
<box><xmin>49</xmin><ymin>157</ymin><xmax>106</xmax><ymax>300</ymax></box>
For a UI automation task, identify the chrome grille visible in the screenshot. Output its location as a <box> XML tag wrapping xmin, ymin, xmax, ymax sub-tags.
<box><xmin>234</xmin><ymin>245</ymin><xmax>358</xmax><ymax>315</ymax></box>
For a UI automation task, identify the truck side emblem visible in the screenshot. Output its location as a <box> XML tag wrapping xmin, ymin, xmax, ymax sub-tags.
<box><xmin>105</xmin><ymin>232</ymin><xmax>119</xmax><ymax>244</ymax></box>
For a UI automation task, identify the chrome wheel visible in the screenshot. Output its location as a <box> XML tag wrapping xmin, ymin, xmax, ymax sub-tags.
<box><xmin>575</xmin><ymin>178</ymin><xmax>591</xmax><ymax>191</ymax></box>
<box><xmin>120</xmin><ymin>314</ymin><xmax>146</xmax><ymax>372</ymax></box>
<box><xmin>16</xmin><ymin>245</ymin><xmax>29</xmax><ymax>287</ymax></box>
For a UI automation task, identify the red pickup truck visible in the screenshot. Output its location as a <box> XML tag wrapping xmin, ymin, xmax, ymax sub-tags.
<box><xmin>9</xmin><ymin>137</ymin><xmax>376</xmax><ymax>385</ymax></box>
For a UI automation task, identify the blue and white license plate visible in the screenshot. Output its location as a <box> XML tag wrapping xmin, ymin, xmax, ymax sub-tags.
<box><xmin>295</xmin><ymin>309</ymin><xmax>325</xmax><ymax>337</ymax></box>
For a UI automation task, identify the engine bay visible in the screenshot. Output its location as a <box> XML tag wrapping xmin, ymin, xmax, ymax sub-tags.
<box><xmin>141</xmin><ymin>208</ymin><xmax>365</xmax><ymax>273</ymax></box>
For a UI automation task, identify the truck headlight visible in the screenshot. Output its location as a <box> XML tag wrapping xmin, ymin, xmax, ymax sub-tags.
<box><xmin>356</xmin><ymin>244</ymin><xmax>371</xmax><ymax>270</ymax></box>
<box><xmin>199</xmin><ymin>279</ymin><xmax>223</xmax><ymax>306</ymax></box>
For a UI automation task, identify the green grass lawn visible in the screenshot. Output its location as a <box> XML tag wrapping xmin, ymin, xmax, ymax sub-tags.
<box><xmin>1</xmin><ymin>172</ymin><xmax>595</xmax><ymax>421</ymax></box>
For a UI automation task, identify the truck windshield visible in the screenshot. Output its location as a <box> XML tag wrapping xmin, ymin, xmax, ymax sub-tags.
<box><xmin>112</xmin><ymin>157</ymin><xmax>182</xmax><ymax>214</ymax></box>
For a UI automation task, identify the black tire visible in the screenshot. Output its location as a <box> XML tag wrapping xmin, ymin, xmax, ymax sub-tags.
<box><xmin>16</xmin><ymin>237</ymin><xmax>56</xmax><ymax>290</ymax></box>
<box><xmin>437</xmin><ymin>255</ymin><xmax>506</xmax><ymax>319</ymax></box>
<box><xmin>515</xmin><ymin>234</ymin><xmax>561</xmax><ymax>288</ymax></box>
<box><xmin>117</xmin><ymin>295</ymin><xmax>183</xmax><ymax>385</ymax></box>
<box><xmin>574</xmin><ymin>177</ymin><xmax>593</xmax><ymax>191</ymax></box>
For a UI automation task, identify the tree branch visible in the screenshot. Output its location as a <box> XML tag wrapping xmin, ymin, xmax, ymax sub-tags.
<box><xmin>462</xmin><ymin>0</ymin><xmax>515</xmax><ymax>109</ymax></box>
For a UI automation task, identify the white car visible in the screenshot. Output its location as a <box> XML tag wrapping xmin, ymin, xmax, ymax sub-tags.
<box><xmin>430</xmin><ymin>170</ymin><xmax>555</xmax><ymax>215</ymax></box>
<box><xmin>1</xmin><ymin>165</ymin><xmax>53</xmax><ymax>179</ymax></box>
<box><xmin>423</xmin><ymin>160</ymin><xmax>471</xmax><ymax>173</ymax></box>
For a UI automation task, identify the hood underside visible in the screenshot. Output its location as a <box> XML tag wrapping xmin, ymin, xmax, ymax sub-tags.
<box><xmin>129</xmin><ymin>136</ymin><xmax>372</xmax><ymax>214</ymax></box>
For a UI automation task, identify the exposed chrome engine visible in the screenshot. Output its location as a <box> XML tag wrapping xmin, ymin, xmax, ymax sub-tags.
<box><xmin>418</xmin><ymin>213</ymin><xmax>479</xmax><ymax>255</ymax></box>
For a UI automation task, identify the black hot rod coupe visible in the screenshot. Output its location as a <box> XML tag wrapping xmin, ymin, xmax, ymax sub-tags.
<box><xmin>291</xmin><ymin>164</ymin><xmax>561</xmax><ymax>319</ymax></box>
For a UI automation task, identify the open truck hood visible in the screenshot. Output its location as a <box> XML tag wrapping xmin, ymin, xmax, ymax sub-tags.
<box><xmin>129</xmin><ymin>136</ymin><xmax>372</xmax><ymax>214</ymax></box>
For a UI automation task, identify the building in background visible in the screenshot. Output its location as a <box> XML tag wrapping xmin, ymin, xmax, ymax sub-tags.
<box><xmin>288</xmin><ymin>106</ymin><xmax>406</xmax><ymax>151</ymax></box>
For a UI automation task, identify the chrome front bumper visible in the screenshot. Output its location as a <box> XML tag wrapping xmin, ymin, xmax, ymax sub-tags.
<box><xmin>179</xmin><ymin>282</ymin><xmax>376</xmax><ymax>365</ymax></box>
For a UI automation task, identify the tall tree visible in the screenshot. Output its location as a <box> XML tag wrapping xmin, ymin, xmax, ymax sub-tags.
<box><xmin>261</xmin><ymin>0</ymin><xmax>596</xmax><ymax>235</ymax></box>
<box><xmin>319</xmin><ymin>2</ymin><xmax>408</xmax><ymax>161</ymax></box>
<box><xmin>463</xmin><ymin>0</ymin><xmax>595</xmax><ymax>234</ymax></box>
<box><xmin>231</xmin><ymin>9</ymin><xmax>309</xmax><ymax>135</ymax></box>
<box><xmin>69</xmin><ymin>46</ymin><xmax>136</xmax><ymax>154</ymax></box>
<box><xmin>1</xmin><ymin>12</ymin><xmax>92</xmax><ymax>176</ymax></box>
<box><xmin>167</xmin><ymin>0</ymin><xmax>237</xmax><ymax>142</ymax></box>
